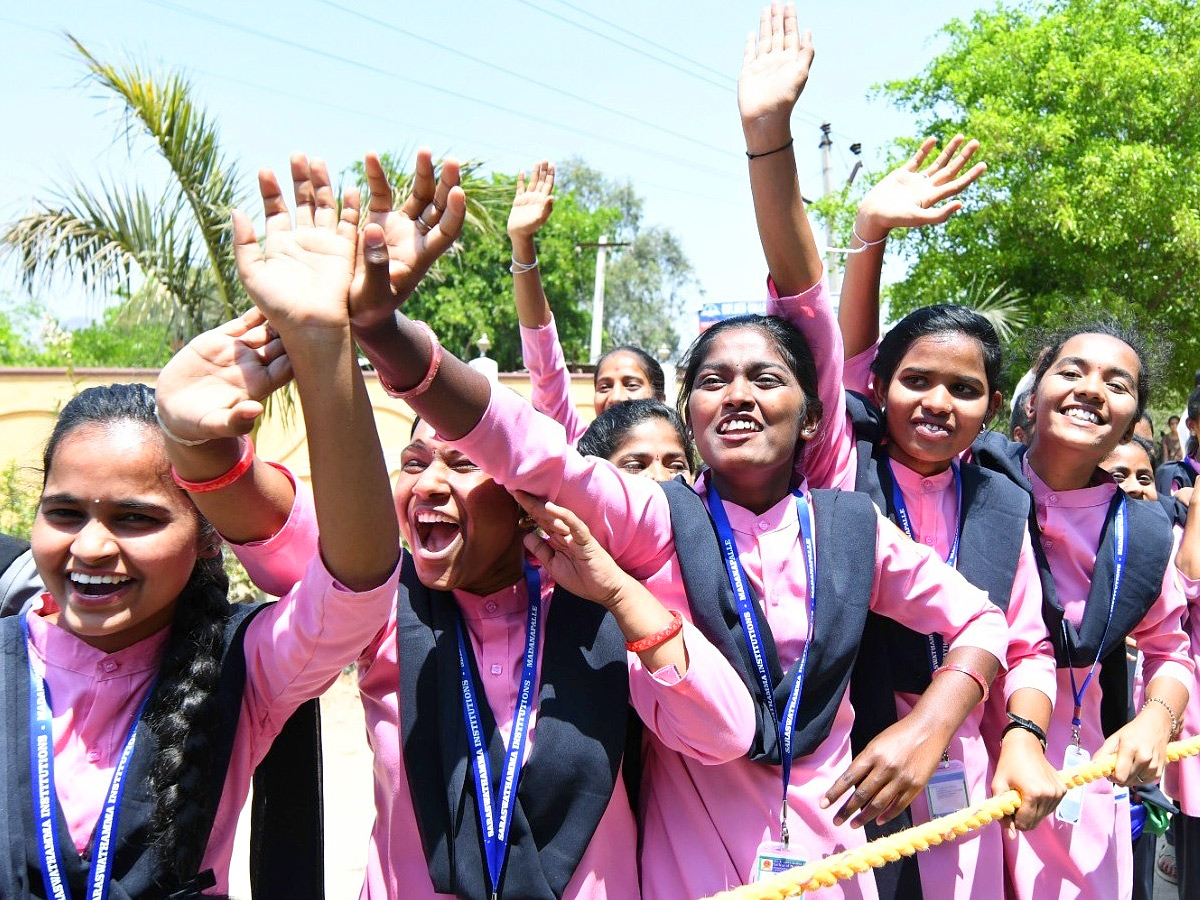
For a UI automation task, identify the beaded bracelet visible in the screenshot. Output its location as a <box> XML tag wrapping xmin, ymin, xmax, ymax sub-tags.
<box><xmin>171</xmin><ymin>435</ymin><xmax>255</xmax><ymax>494</ymax></box>
<box><xmin>378</xmin><ymin>321</ymin><xmax>443</xmax><ymax>401</ymax></box>
<box><xmin>932</xmin><ymin>662</ymin><xmax>990</xmax><ymax>704</ymax></box>
<box><xmin>1143</xmin><ymin>696</ymin><xmax>1180</xmax><ymax>738</ymax></box>
<box><xmin>625</xmin><ymin>610</ymin><xmax>684</xmax><ymax>653</ymax></box>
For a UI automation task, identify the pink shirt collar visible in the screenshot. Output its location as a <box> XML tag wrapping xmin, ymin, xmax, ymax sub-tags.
<box><xmin>888</xmin><ymin>458</ymin><xmax>956</xmax><ymax>494</ymax></box>
<box><xmin>25</xmin><ymin>593</ymin><xmax>169</xmax><ymax>678</ymax></box>
<box><xmin>1023</xmin><ymin>456</ymin><xmax>1116</xmax><ymax>509</ymax></box>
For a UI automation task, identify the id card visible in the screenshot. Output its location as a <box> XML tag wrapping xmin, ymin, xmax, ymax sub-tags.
<box><xmin>752</xmin><ymin>841</ymin><xmax>807</xmax><ymax>882</ymax></box>
<box><xmin>1056</xmin><ymin>744</ymin><xmax>1091</xmax><ymax>826</ymax></box>
<box><xmin>925</xmin><ymin>758</ymin><xmax>970</xmax><ymax>818</ymax></box>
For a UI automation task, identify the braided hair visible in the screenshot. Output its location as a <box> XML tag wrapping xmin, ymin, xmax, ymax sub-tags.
<box><xmin>42</xmin><ymin>383</ymin><xmax>231</xmax><ymax>893</ymax></box>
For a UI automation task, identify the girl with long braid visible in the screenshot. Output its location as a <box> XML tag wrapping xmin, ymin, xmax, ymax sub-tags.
<box><xmin>0</xmin><ymin>154</ymin><xmax>400</xmax><ymax>899</ymax></box>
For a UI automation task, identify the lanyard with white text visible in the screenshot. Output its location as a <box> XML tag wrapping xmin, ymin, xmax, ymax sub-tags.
<box><xmin>456</xmin><ymin>562</ymin><xmax>542</xmax><ymax>900</ymax></box>
<box><xmin>706</xmin><ymin>481</ymin><xmax>815</xmax><ymax>847</ymax></box>
<box><xmin>22</xmin><ymin>613</ymin><xmax>152</xmax><ymax>900</ymax></box>
<box><xmin>887</xmin><ymin>461</ymin><xmax>962</xmax><ymax>673</ymax></box>
<box><xmin>1062</xmin><ymin>495</ymin><xmax>1127</xmax><ymax>747</ymax></box>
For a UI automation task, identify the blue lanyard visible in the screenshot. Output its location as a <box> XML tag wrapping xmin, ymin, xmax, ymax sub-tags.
<box><xmin>1063</xmin><ymin>495</ymin><xmax>1127</xmax><ymax>746</ymax></box>
<box><xmin>706</xmin><ymin>481</ymin><xmax>815</xmax><ymax>846</ymax></box>
<box><xmin>456</xmin><ymin>562</ymin><xmax>542</xmax><ymax>900</ymax></box>
<box><xmin>22</xmin><ymin>614</ymin><xmax>152</xmax><ymax>900</ymax></box>
<box><xmin>887</xmin><ymin>461</ymin><xmax>962</xmax><ymax>672</ymax></box>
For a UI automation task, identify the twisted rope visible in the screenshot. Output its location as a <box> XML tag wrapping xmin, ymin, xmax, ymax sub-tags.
<box><xmin>704</xmin><ymin>734</ymin><xmax>1200</xmax><ymax>899</ymax></box>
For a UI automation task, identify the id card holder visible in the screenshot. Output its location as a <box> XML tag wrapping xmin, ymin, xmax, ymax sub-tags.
<box><xmin>752</xmin><ymin>841</ymin><xmax>808</xmax><ymax>882</ymax></box>
<box><xmin>1056</xmin><ymin>744</ymin><xmax>1091</xmax><ymax>826</ymax></box>
<box><xmin>925</xmin><ymin>758</ymin><xmax>970</xmax><ymax>818</ymax></box>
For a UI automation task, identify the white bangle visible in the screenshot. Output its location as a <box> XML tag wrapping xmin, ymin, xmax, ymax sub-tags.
<box><xmin>510</xmin><ymin>256</ymin><xmax>539</xmax><ymax>274</ymax></box>
<box><xmin>154</xmin><ymin>404</ymin><xmax>210</xmax><ymax>447</ymax></box>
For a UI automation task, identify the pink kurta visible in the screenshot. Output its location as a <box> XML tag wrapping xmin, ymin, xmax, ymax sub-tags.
<box><xmin>769</xmin><ymin>279</ymin><xmax>1055</xmax><ymax>898</ymax></box>
<box><xmin>232</xmin><ymin>469</ymin><xmax>756</xmax><ymax>900</ymax></box>
<box><xmin>450</xmin><ymin>385</ymin><xmax>1009</xmax><ymax>900</ymax></box>
<box><xmin>23</xmin><ymin>474</ymin><xmax>398</xmax><ymax>896</ymax></box>
<box><xmin>520</xmin><ymin>317</ymin><xmax>588</xmax><ymax>445</ymax></box>
<box><xmin>1002</xmin><ymin>462</ymin><xmax>1193</xmax><ymax>900</ymax></box>
<box><xmin>1165</xmin><ymin>567</ymin><xmax>1200</xmax><ymax>815</ymax></box>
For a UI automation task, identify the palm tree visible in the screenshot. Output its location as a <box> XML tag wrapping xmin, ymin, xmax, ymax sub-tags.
<box><xmin>3</xmin><ymin>36</ymin><xmax>247</xmax><ymax>342</ymax></box>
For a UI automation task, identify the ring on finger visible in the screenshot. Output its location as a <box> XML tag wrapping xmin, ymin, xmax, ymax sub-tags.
<box><xmin>414</xmin><ymin>215</ymin><xmax>433</xmax><ymax>234</ymax></box>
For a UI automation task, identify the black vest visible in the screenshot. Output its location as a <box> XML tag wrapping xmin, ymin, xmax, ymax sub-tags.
<box><xmin>660</xmin><ymin>478</ymin><xmax>877</xmax><ymax>763</ymax></box>
<box><xmin>845</xmin><ymin>393</ymin><xmax>1028</xmax><ymax>690</ymax></box>
<box><xmin>843</xmin><ymin>396</ymin><xmax>1028</xmax><ymax>899</ymax></box>
<box><xmin>972</xmin><ymin>431</ymin><xmax>1174</xmax><ymax>737</ymax></box>
<box><xmin>1155</xmin><ymin>459</ymin><xmax>1197</xmax><ymax>499</ymax></box>
<box><xmin>396</xmin><ymin>555</ymin><xmax>628</xmax><ymax>900</ymax></box>
<box><xmin>0</xmin><ymin>599</ymin><xmax>324</xmax><ymax>900</ymax></box>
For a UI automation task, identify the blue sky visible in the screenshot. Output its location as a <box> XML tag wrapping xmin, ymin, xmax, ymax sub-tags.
<box><xmin>0</xmin><ymin>0</ymin><xmax>990</xmax><ymax>341</ymax></box>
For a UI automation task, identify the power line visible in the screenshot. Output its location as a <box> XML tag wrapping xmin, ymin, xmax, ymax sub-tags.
<box><xmin>135</xmin><ymin>0</ymin><xmax>741</xmax><ymax>182</ymax></box>
<box><xmin>315</xmin><ymin>0</ymin><xmax>739</xmax><ymax>161</ymax></box>
<box><xmin>510</xmin><ymin>0</ymin><xmax>731</xmax><ymax>92</ymax></box>
<box><xmin>544</xmin><ymin>0</ymin><xmax>733</xmax><ymax>83</ymax></box>
<box><xmin>509</xmin><ymin>0</ymin><xmax>852</xmax><ymax>139</ymax></box>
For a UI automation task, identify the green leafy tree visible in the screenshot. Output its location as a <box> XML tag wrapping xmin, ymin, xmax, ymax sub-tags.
<box><xmin>353</xmin><ymin>156</ymin><xmax>688</xmax><ymax>369</ymax></box>
<box><xmin>877</xmin><ymin>0</ymin><xmax>1200</xmax><ymax>396</ymax></box>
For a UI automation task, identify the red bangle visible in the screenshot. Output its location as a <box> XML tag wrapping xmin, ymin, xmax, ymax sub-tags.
<box><xmin>933</xmin><ymin>662</ymin><xmax>990</xmax><ymax>704</ymax></box>
<box><xmin>379</xmin><ymin>321</ymin><xmax>443</xmax><ymax>400</ymax></box>
<box><xmin>625</xmin><ymin>610</ymin><xmax>684</xmax><ymax>653</ymax></box>
<box><xmin>171</xmin><ymin>436</ymin><xmax>255</xmax><ymax>493</ymax></box>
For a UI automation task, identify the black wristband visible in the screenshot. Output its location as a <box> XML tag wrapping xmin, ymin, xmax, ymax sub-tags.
<box><xmin>746</xmin><ymin>137</ymin><xmax>794</xmax><ymax>160</ymax></box>
<box><xmin>1001</xmin><ymin>713</ymin><xmax>1048</xmax><ymax>751</ymax></box>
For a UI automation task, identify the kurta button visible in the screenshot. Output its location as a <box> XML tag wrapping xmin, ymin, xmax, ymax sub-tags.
<box><xmin>100</xmin><ymin>660</ymin><xmax>117</xmax><ymax>673</ymax></box>
<box><xmin>86</xmin><ymin>748</ymin><xmax>101</xmax><ymax>762</ymax></box>
<box><xmin>758</xmin><ymin>521</ymin><xmax>769</xmax><ymax>531</ymax></box>
<box><xmin>490</xmin><ymin>664</ymin><xmax>503</xmax><ymax>676</ymax></box>
<box><xmin>924</xmin><ymin>536</ymin><xmax>935</xmax><ymax>545</ymax></box>
<box><xmin>1049</xmin><ymin>494</ymin><xmax>1059</xmax><ymax>504</ymax></box>
<box><xmin>484</xmin><ymin>601</ymin><xmax>497</xmax><ymax>613</ymax></box>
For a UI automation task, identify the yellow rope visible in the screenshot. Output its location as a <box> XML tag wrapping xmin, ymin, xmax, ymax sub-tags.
<box><xmin>704</xmin><ymin>734</ymin><xmax>1200</xmax><ymax>900</ymax></box>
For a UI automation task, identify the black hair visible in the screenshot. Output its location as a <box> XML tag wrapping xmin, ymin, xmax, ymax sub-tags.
<box><xmin>578</xmin><ymin>399</ymin><xmax>693</xmax><ymax>473</ymax></box>
<box><xmin>1126</xmin><ymin>433</ymin><xmax>1158</xmax><ymax>469</ymax></box>
<box><xmin>676</xmin><ymin>315</ymin><xmax>823</xmax><ymax>459</ymax></box>
<box><xmin>1186</xmin><ymin>387</ymin><xmax>1200</xmax><ymax>457</ymax></box>
<box><xmin>42</xmin><ymin>383</ymin><xmax>230</xmax><ymax>893</ymax></box>
<box><xmin>1010</xmin><ymin>387</ymin><xmax>1034</xmax><ymax>441</ymax></box>
<box><xmin>872</xmin><ymin>304</ymin><xmax>1004</xmax><ymax>396</ymax></box>
<box><xmin>595</xmin><ymin>345</ymin><xmax>666</xmax><ymax>401</ymax></box>
<box><xmin>1140</xmin><ymin>410</ymin><xmax>1155</xmax><ymax>433</ymax></box>
<box><xmin>1030</xmin><ymin>318</ymin><xmax>1162</xmax><ymax>424</ymax></box>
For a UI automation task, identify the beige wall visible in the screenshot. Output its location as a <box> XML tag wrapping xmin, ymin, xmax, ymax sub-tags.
<box><xmin>0</xmin><ymin>367</ymin><xmax>598</xmax><ymax>483</ymax></box>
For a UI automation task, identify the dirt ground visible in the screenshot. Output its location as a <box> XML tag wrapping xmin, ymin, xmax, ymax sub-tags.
<box><xmin>228</xmin><ymin>670</ymin><xmax>375</xmax><ymax>899</ymax></box>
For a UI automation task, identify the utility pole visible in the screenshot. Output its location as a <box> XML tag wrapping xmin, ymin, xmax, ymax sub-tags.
<box><xmin>577</xmin><ymin>236</ymin><xmax>630</xmax><ymax>364</ymax></box>
<box><xmin>819</xmin><ymin>122</ymin><xmax>841</xmax><ymax>296</ymax></box>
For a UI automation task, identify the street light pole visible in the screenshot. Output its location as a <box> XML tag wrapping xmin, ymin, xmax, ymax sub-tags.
<box><xmin>576</xmin><ymin>236</ymin><xmax>631</xmax><ymax>364</ymax></box>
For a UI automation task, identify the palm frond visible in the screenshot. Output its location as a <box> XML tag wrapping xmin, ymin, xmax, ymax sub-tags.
<box><xmin>69</xmin><ymin>34</ymin><xmax>247</xmax><ymax>322</ymax></box>
<box><xmin>2</xmin><ymin>178</ymin><xmax>216</xmax><ymax>338</ymax></box>
<box><xmin>957</xmin><ymin>277</ymin><xmax>1029</xmax><ymax>344</ymax></box>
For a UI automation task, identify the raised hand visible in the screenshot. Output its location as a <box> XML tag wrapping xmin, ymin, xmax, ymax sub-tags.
<box><xmin>156</xmin><ymin>307</ymin><xmax>292</xmax><ymax>444</ymax></box>
<box><xmin>350</xmin><ymin>149</ymin><xmax>467</xmax><ymax>330</ymax></box>
<box><xmin>855</xmin><ymin>135</ymin><xmax>987</xmax><ymax>242</ymax></box>
<box><xmin>507</xmin><ymin>161</ymin><xmax>556</xmax><ymax>240</ymax></box>
<box><xmin>232</xmin><ymin>154</ymin><xmax>361</xmax><ymax>334</ymax></box>
<box><xmin>737</xmin><ymin>2</ymin><xmax>814</xmax><ymax>128</ymax></box>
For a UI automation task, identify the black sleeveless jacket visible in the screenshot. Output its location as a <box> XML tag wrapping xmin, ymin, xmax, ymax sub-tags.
<box><xmin>660</xmin><ymin>478</ymin><xmax>877</xmax><ymax>763</ymax></box>
<box><xmin>972</xmin><ymin>431</ymin><xmax>1174</xmax><ymax>737</ymax></box>
<box><xmin>396</xmin><ymin>555</ymin><xmax>628</xmax><ymax>900</ymax></box>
